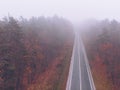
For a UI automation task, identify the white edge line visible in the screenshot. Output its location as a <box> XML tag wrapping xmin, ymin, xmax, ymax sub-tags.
<box><xmin>80</xmin><ymin>37</ymin><xmax>96</xmax><ymax>90</ymax></box>
<box><xmin>66</xmin><ymin>35</ymin><xmax>76</xmax><ymax>90</ymax></box>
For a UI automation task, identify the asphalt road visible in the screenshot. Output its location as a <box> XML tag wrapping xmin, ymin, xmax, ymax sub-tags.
<box><xmin>66</xmin><ymin>33</ymin><xmax>96</xmax><ymax>90</ymax></box>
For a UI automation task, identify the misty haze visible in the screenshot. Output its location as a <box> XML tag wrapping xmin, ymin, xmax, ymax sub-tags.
<box><xmin>0</xmin><ymin>0</ymin><xmax>120</xmax><ymax>90</ymax></box>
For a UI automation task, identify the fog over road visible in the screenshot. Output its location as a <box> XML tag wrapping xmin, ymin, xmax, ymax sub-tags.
<box><xmin>66</xmin><ymin>33</ymin><xmax>96</xmax><ymax>90</ymax></box>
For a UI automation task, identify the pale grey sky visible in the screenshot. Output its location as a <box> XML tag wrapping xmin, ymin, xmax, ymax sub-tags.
<box><xmin>0</xmin><ymin>0</ymin><xmax>120</xmax><ymax>22</ymax></box>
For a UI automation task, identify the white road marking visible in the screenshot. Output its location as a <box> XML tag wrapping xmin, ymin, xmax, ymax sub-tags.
<box><xmin>77</xmin><ymin>34</ymin><xmax>82</xmax><ymax>90</ymax></box>
<box><xmin>66</xmin><ymin>35</ymin><xmax>76</xmax><ymax>90</ymax></box>
<box><xmin>66</xmin><ymin>32</ymin><xmax>96</xmax><ymax>90</ymax></box>
<box><xmin>79</xmin><ymin>36</ymin><xmax>96</xmax><ymax>90</ymax></box>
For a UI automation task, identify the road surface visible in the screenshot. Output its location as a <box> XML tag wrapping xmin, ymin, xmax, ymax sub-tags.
<box><xmin>66</xmin><ymin>33</ymin><xmax>96</xmax><ymax>90</ymax></box>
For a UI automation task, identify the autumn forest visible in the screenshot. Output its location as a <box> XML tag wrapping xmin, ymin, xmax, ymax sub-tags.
<box><xmin>0</xmin><ymin>16</ymin><xmax>120</xmax><ymax>90</ymax></box>
<box><xmin>82</xmin><ymin>20</ymin><xmax>120</xmax><ymax>90</ymax></box>
<box><xmin>0</xmin><ymin>16</ymin><xmax>74</xmax><ymax>90</ymax></box>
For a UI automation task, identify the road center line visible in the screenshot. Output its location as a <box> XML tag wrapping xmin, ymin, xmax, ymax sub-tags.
<box><xmin>77</xmin><ymin>35</ymin><xmax>82</xmax><ymax>90</ymax></box>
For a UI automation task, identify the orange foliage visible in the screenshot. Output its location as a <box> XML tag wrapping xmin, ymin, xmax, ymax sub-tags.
<box><xmin>100</xmin><ymin>42</ymin><xmax>112</xmax><ymax>51</ymax></box>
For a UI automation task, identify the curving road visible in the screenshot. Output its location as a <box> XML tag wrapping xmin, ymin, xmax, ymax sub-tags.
<box><xmin>66</xmin><ymin>33</ymin><xmax>96</xmax><ymax>90</ymax></box>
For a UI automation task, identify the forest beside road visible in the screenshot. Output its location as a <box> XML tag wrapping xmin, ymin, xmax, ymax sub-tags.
<box><xmin>0</xmin><ymin>16</ymin><xmax>120</xmax><ymax>90</ymax></box>
<box><xmin>0</xmin><ymin>16</ymin><xmax>74</xmax><ymax>90</ymax></box>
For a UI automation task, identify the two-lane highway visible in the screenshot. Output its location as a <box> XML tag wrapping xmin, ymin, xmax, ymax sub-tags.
<box><xmin>66</xmin><ymin>33</ymin><xmax>96</xmax><ymax>90</ymax></box>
